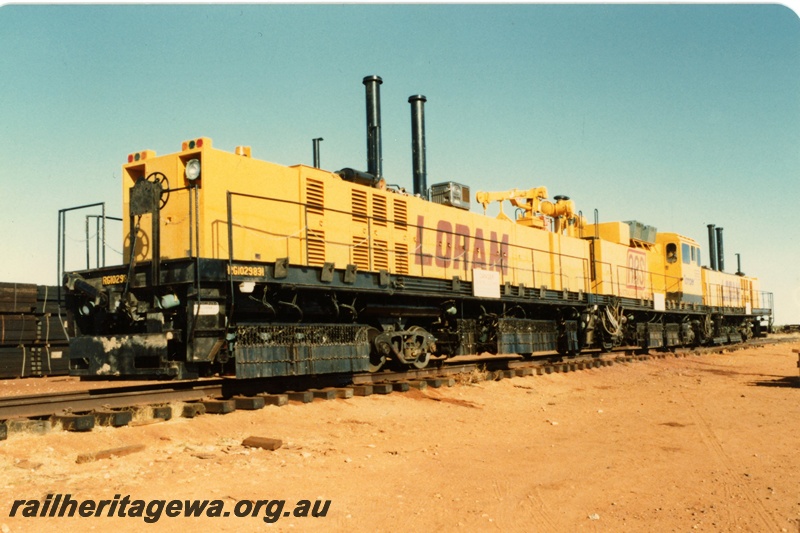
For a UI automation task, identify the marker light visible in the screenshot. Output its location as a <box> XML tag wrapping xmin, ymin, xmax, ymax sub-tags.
<box><xmin>181</xmin><ymin>137</ymin><xmax>211</xmax><ymax>151</ymax></box>
<box><xmin>185</xmin><ymin>158</ymin><xmax>201</xmax><ymax>181</ymax></box>
<box><xmin>126</xmin><ymin>150</ymin><xmax>156</xmax><ymax>164</ymax></box>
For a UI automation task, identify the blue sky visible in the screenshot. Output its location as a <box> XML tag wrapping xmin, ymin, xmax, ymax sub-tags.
<box><xmin>1</xmin><ymin>4</ymin><xmax>798</xmax><ymax>323</ymax></box>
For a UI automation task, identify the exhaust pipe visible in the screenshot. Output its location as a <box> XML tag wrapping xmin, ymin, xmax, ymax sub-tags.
<box><xmin>312</xmin><ymin>137</ymin><xmax>323</xmax><ymax>168</ymax></box>
<box><xmin>363</xmin><ymin>75</ymin><xmax>383</xmax><ymax>179</ymax></box>
<box><xmin>715</xmin><ymin>226</ymin><xmax>725</xmax><ymax>272</ymax></box>
<box><xmin>707</xmin><ymin>224</ymin><xmax>717</xmax><ymax>270</ymax></box>
<box><xmin>409</xmin><ymin>95</ymin><xmax>428</xmax><ymax>199</ymax></box>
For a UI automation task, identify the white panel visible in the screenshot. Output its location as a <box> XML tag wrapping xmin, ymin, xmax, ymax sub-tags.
<box><xmin>195</xmin><ymin>302</ymin><xmax>220</xmax><ymax>316</ymax></box>
<box><xmin>472</xmin><ymin>269</ymin><xmax>501</xmax><ymax>299</ymax></box>
<box><xmin>653</xmin><ymin>292</ymin><xmax>666</xmax><ymax>312</ymax></box>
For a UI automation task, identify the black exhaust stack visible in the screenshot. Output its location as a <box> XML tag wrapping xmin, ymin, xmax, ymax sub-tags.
<box><xmin>707</xmin><ymin>224</ymin><xmax>717</xmax><ymax>270</ymax></box>
<box><xmin>715</xmin><ymin>226</ymin><xmax>725</xmax><ymax>272</ymax></box>
<box><xmin>312</xmin><ymin>137</ymin><xmax>323</xmax><ymax>168</ymax></box>
<box><xmin>409</xmin><ymin>94</ymin><xmax>428</xmax><ymax>199</ymax></box>
<box><xmin>363</xmin><ymin>75</ymin><xmax>383</xmax><ymax>179</ymax></box>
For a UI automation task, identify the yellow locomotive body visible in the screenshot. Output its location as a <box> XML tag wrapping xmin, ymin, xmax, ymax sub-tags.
<box><xmin>584</xmin><ymin>222</ymin><xmax>663</xmax><ymax>302</ymax></box>
<box><xmin>702</xmin><ymin>268</ymin><xmax>766</xmax><ymax>312</ymax></box>
<box><xmin>64</xmin><ymin>76</ymin><xmax>773</xmax><ymax>379</ymax></box>
<box><xmin>122</xmin><ymin>138</ymin><xmax>595</xmax><ymax>295</ymax></box>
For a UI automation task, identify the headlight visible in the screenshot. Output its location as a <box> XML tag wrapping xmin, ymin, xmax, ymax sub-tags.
<box><xmin>79</xmin><ymin>301</ymin><xmax>95</xmax><ymax>316</ymax></box>
<box><xmin>185</xmin><ymin>158</ymin><xmax>201</xmax><ymax>181</ymax></box>
<box><xmin>160</xmin><ymin>293</ymin><xmax>180</xmax><ymax>309</ymax></box>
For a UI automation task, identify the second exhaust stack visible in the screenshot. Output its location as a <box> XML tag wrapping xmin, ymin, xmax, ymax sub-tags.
<box><xmin>716</xmin><ymin>226</ymin><xmax>725</xmax><ymax>272</ymax></box>
<box><xmin>409</xmin><ymin>95</ymin><xmax>428</xmax><ymax>199</ymax></box>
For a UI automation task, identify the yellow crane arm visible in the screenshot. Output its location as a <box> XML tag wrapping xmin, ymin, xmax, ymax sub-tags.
<box><xmin>475</xmin><ymin>187</ymin><xmax>549</xmax><ymax>213</ymax></box>
<box><xmin>474</xmin><ymin>186</ymin><xmax>584</xmax><ymax>235</ymax></box>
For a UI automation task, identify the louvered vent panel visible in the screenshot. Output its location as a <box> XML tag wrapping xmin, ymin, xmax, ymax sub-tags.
<box><xmin>373</xmin><ymin>239</ymin><xmax>389</xmax><ymax>271</ymax></box>
<box><xmin>393</xmin><ymin>199</ymin><xmax>408</xmax><ymax>229</ymax></box>
<box><xmin>373</xmin><ymin>194</ymin><xmax>387</xmax><ymax>227</ymax></box>
<box><xmin>352</xmin><ymin>236</ymin><xmax>370</xmax><ymax>271</ymax></box>
<box><xmin>307</xmin><ymin>230</ymin><xmax>326</xmax><ymax>267</ymax></box>
<box><xmin>352</xmin><ymin>189</ymin><xmax>368</xmax><ymax>223</ymax></box>
<box><xmin>306</xmin><ymin>179</ymin><xmax>325</xmax><ymax>215</ymax></box>
<box><xmin>395</xmin><ymin>243</ymin><xmax>409</xmax><ymax>274</ymax></box>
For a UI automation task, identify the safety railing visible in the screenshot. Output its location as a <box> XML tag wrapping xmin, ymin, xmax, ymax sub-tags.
<box><xmin>590</xmin><ymin>260</ymin><xmax>683</xmax><ymax>303</ymax></box>
<box><xmin>57</xmin><ymin>202</ymin><xmax>121</xmax><ymax>290</ymax></box>
<box><xmin>224</xmin><ymin>191</ymin><xmax>593</xmax><ymax>294</ymax></box>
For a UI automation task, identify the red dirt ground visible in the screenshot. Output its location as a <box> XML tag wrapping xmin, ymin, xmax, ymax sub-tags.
<box><xmin>1</xmin><ymin>338</ymin><xmax>799</xmax><ymax>532</ymax></box>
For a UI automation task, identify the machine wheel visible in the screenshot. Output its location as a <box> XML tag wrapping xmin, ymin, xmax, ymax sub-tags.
<box><xmin>146</xmin><ymin>171</ymin><xmax>170</xmax><ymax>209</ymax></box>
<box><xmin>367</xmin><ymin>327</ymin><xmax>387</xmax><ymax>372</ymax></box>
<box><xmin>407</xmin><ymin>326</ymin><xmax>431</xmax><ymax>369</ymax></box>
<box><xmin>411</xmin><ymin>351</ymin><xmax>430</xmax><ymax>369</ymax></box>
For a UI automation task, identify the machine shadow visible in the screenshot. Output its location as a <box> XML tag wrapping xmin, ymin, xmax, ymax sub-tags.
<box><xmin>748</xmin><ymin>376</ymin><xmax>800</xmax><ymax>389</ymax></box>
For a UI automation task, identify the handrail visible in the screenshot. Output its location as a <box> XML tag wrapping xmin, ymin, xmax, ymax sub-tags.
<box><xmin>222</xmin><ymin>191</ymin><xmax>772</xmax><ymax>316</ymax></box>
<box><xmin>57</xmin><ymin>202</ymin><xmax>121</xmax><ymax>302</ymax></box>
<box><xmin>224</xmin><ymin>190</ymin><xmax>594</xmax><ymax>293</ymax></box>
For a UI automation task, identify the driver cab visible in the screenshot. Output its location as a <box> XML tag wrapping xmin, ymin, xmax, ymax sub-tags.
<box><xmin>657</xmin><ymin>233</ymin><xmax>702</xmax><ymax>305</ymax></box>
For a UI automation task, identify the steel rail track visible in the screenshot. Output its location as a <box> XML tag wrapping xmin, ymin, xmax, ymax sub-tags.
<box><xmin>0</xmin><ymin>337</ymin><xmax>792</xmax><ymax>423</ymax></box>
<box><xmin>0</xmin><ymin>380</ymin><xmax>229</xmax><ymax>420</ymax></box>
<box><xmin>352</xmin><ymin>363</ymin><xmax>477</xmax><ymax>384</ymax></box>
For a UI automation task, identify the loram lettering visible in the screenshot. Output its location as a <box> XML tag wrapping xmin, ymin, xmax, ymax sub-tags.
<box><xmin>414</xmin><ymin>215</ymin><xmax>509</xmax><ymax>274</ymax></box>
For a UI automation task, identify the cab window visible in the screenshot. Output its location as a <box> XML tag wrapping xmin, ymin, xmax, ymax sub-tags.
<box><xmin>692</xmin><ymin>246</ymin><xmax>700</xmax><ymax>266</ymax></box>
<box><xmin>666</xmin><ymin>243</ymin><xmax>678</xmax><ymax>264</ymax></box>
<box><xmin>682</xmin><ymin>243</ymin><xmax>691</xmax><ymax>265</ymax></box>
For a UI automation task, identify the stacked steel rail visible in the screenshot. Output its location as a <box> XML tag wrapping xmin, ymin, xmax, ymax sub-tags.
<box><xmin>0</xmin><ymin>283</ymin><xmax>71</xmax><ymax>378</ymax></box>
